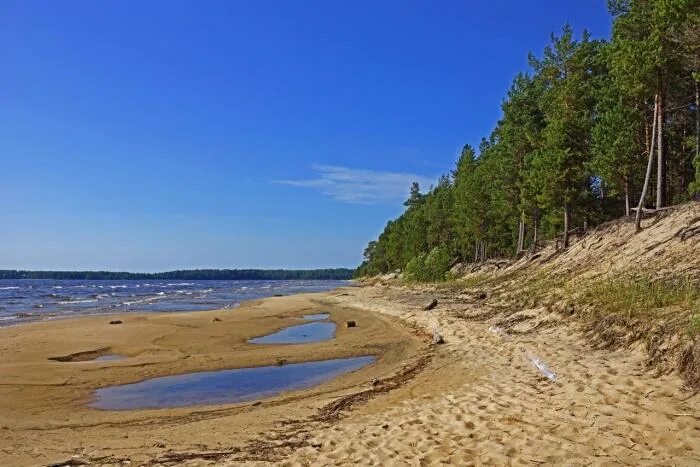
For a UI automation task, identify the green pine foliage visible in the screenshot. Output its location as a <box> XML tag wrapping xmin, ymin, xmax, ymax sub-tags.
<box><xmin>358</xmin><ymin>2</ymin><xmax>699</xmax><ymax>280</ymax></box>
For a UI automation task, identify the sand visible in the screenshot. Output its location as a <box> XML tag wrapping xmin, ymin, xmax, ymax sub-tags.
<box><xmin>0</xmin><ymin>292</ymin><xmax>425</xmax><ymax>466</ymax></box>
<box><xmin>280</xmin><ymin>286</ymin><xmax>700</xmax><ymax>466</ymax></box>
<box><xmin>3</xmin><ymin>285</ymin><xmax>700</xmax><ymax>466</ymax></box>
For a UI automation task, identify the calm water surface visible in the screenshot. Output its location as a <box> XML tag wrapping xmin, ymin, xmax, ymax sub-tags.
<box><xmin>90</xmin><ymin>356</ymin><xmax>375</xmax><ymax>410</ymax></box>
<box><xmin>249</xmin><ymin>321</ymin><xmax>336</xmax><ymax>344</ymax></box>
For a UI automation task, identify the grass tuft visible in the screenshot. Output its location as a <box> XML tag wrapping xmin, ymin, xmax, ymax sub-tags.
<box><xmin>581</xmin><ymin>276</ymin><xmax>700</xmax><ymax>318</ymax></box>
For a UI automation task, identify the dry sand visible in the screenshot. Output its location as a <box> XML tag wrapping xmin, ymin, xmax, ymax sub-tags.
<box><xmin>280</xmin><ymin>286</ymin><xmax>700</xmax><ymax>466</ymax></box>
<box><xmin>3</xmin><ymin>284</ymin><xmax>700</xmax><ymax>466</ymax></box>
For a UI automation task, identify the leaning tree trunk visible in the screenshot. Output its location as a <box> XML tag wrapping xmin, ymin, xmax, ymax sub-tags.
<box><xmin>656</xmin><ymin>84</ymin><xmax>666</xmax><ymax>209</ymax></box>
<box><xmin>636</xmin><ymin>95</ymin><xmax>659</xmax><ymax>232</ymax></box>
<box><xmin>516</xmin><ymin>212</ymin><xmax>525</xmax><ymax>256</ymax></box>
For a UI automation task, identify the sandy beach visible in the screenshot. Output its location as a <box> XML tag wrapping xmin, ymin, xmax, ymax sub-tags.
<box><xmin>3</xmin><ymin>284</ymin><xmax>700</xmax><ymax>466</ymax></box>
<box><xmin>0</xmin><ymin>291</ymin><xmax>426</xmax><ymax>466</ymax></box>
<box><xmin>282</xmin><ymin>285</ymin><xmax>700</xmax><ymax>466</ymax></box>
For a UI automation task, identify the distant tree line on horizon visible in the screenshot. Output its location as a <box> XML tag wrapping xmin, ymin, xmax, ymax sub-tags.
<box><xmin>0</xmin><ymin>269</ymin><xmax>355</xmax><ymax>281</ymax></box>
<box><xmin>358</xmin><ymin>0</ymin><xmax>699</xmax><ymax>279</ymax></box>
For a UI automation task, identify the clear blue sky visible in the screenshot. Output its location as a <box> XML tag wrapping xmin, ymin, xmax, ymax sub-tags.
<box><xmin>0</xmin><ymin>1</ymin><xmax>612</xmax><ymax>271</ymax></box>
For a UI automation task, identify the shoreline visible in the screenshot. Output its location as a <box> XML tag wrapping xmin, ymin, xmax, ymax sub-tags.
<box><xmin>4</xmin><ymin>282</ymin><xmax>700</xmax><ymax>465</ymax></box>
<box><xmin>0</xmin><ymin>289</ymin><xmax>427</xmax><ymax>466</ymax></box>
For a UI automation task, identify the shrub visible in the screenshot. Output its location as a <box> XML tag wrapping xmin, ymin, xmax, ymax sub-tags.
<box><xmin>404</xmin><ymin>254</ymin><xmax>427</xmax><ymax>282</ymax></box>
<box><xmin>404</xmin><ymin>247</ymin><xmax>451</xmax><ymax>282</ymax></box>
<box><xmin>424</xmin><ymin>247</ymin><xmax>451</xmax><ymax>281</ymax></box>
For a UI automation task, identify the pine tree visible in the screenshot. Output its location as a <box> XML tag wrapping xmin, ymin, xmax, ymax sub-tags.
<box><xmin>529</xmin><ymin>26</ymin><xmax>599</xmax><ymax>248</ymax></box>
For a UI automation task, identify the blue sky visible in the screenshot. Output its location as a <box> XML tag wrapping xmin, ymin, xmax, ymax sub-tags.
<box><xmin>0</xmin><ymin>1</ymin><xmax>612</xmax><ymax>271</ymax></box>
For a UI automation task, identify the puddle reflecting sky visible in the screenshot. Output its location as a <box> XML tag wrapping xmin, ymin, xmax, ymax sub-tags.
<box><xmin>90</xmin><ymin>356</ymin><xmax>376</xmax><ymax>410</ymax></box>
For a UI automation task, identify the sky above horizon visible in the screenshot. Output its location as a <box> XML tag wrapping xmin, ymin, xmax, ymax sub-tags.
<box><xmin>0</xmin><ymin>1</ymin><xmax>612</xmax><ymax>271</ymax></box>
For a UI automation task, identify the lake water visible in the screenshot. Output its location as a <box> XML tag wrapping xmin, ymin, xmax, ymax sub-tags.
<box><xmin>0</xmin><ymin>279</ymin><xmax>349</xmax><ymax>326</ymax></box>
<box><xmin>90</xmin><ymin>356</ymin><xmax>376</xmax><ymax>410</ymax></box>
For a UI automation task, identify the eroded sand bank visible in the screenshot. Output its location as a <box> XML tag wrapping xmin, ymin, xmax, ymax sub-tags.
<box><xmin>282</xmin><ymin>286</ymin><xmax>700</xmax><ymax>466</ymax></box>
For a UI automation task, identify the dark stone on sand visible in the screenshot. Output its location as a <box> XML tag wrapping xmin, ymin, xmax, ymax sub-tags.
<box><xmin>477</xmin><ymin>292</ymin><xmax>487</xmax><ymax>300</ymax></box>
<box><xmin>252</xmin><ymin>401</ymin><xmax>262</xmax><ymax>406</ymax></box>
<box><xmin>346</xmin><ymin>320</ymin><xmax>357</xmax><ymax>328</ymax></box>
<box><xmin>273</xmin><ymin>294</ymin><xmax>284</xmax><ymax>297</ymax></box>
<box><xmin>423</xmin><ymin>299</ymin><xmax>438</xmax><ymax>311</ymax></box>
<box><xmin>213</xmin><ymin>317</ymin><xmax>222</xmax><ymax>322</ymax></box>
<box><xmin>109</xmin><ymin>320</ymin><xmax>122</xmax><ymax>325</ymax></box>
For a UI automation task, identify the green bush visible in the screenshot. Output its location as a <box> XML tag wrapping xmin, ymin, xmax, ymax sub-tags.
<box><xmin>404</xmin><ymin>247</ymin><xmax>451</xmax><ymax>282</ymax></box>
<box><xmin>404</xmin><ymin>254</ymin><xmax>427</xmax><ymax>282</ymax></box>
<box><xmin>424</xmin><ymin>247</ymin><xmax>451</xmax><ymax>281</ymax></box>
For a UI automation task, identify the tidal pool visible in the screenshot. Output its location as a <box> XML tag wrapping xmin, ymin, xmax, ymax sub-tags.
<box><xmin>249</xmin><ymin>321</ymin><xmax>336</xmax><ymax>344</ymax></box>
<box><xmin>90</xmin><ymin>356</ymin><xmax>376</xmax><ymax>410</ymax></box>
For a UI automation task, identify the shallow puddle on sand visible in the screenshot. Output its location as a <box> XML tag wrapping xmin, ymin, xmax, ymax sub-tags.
<box><xmin>92</xmin><ymin>354</ymin><xmax>127</xmax><ymax>362</ymax></box>
<box><xmin>89</xmin><ymin>356</ymin><xmax>376</xmax><ymax>410</ymax></box>
<box><xmin>301</xmin><ymin>313</ymin><xmax>330</xmax><ymax>321</ymax></box>
<box><xmin>249</xmin><ymin>321</ymin><xmax>336</xmax><ymax>344</ymax></box>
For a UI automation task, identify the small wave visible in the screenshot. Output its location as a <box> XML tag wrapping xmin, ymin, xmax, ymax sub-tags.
<box><xmin>166</xmin><ymin>283</ymin><xmax>194</xmax><ymax>287</ymax></box>
<box><xmin>0</xmin><ymin>286</ymin><xmax>20</xmax><ymax>290</ymax></box>
<box><xmin>58</xmin><ymin>299</ymin><xmax>99</xmax><ymax>304</ymax></box>
<box><xmin>52</xmin><ymin>286</ymin><xmax>63</xmax><ymax>289</ymax></box>
<box><xmin>109</xmin><ymin>285</ymin><xmax>128</xmax><ymax>289</ymax></box>
<box><xmin>122</xmin><ymin>295</ymin><xmax>164</xmax><ymax>306</ymax></box>
<box><xmin>0</xmin><ymin>315</ymin><xmax>18</xmax><ymax>321</ymax></box>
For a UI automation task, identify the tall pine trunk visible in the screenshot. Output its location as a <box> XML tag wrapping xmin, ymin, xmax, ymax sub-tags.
<box><xmin>696</xmin><ymin>80</ymin><xmax>699</xmax><ymax>163</ymax></box>
<box><xmin>636</xmin><ymin>95</ymin><xmax>659</xmax><ymax>232</ymax></box>
<box><xmin>562</xmin><ymin>201</ymin><xmax>570</xmax><ymax>249</ymax></box>
<box><xmin>624</xmin><ymin>178</ymin><xmax>630</xmax><ymax>217</ymax></box>
<box><xmin>656</xmin><ymin>81</ymin><xmax>666</xmax><ymax>209</ymax></box>
<box><xmin>516</xmin><ymin>212</ymin><xmax>525</xmax><ymax>255</ymax></box>
<box><xmin>696</xmin><ymin>80</ymin><xmax>699</xmax><ymax>194</ymax></box>
<box><xmin>532</xmin><ymin>219</ymin><xmax>538</xmax><ymax>253</ymax></box>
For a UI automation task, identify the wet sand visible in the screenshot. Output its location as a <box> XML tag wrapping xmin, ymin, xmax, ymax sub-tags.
<box><xmin>0</xmin><ymin>292</ymin><xmax>426</xmax><ymax>466</ymax></box>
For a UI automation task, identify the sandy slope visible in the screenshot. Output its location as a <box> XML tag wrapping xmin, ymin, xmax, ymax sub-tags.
<box><xmin>279</xmin><ymin>286</ymin><xmax>700</xmax><ymax>466</ymax></box>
